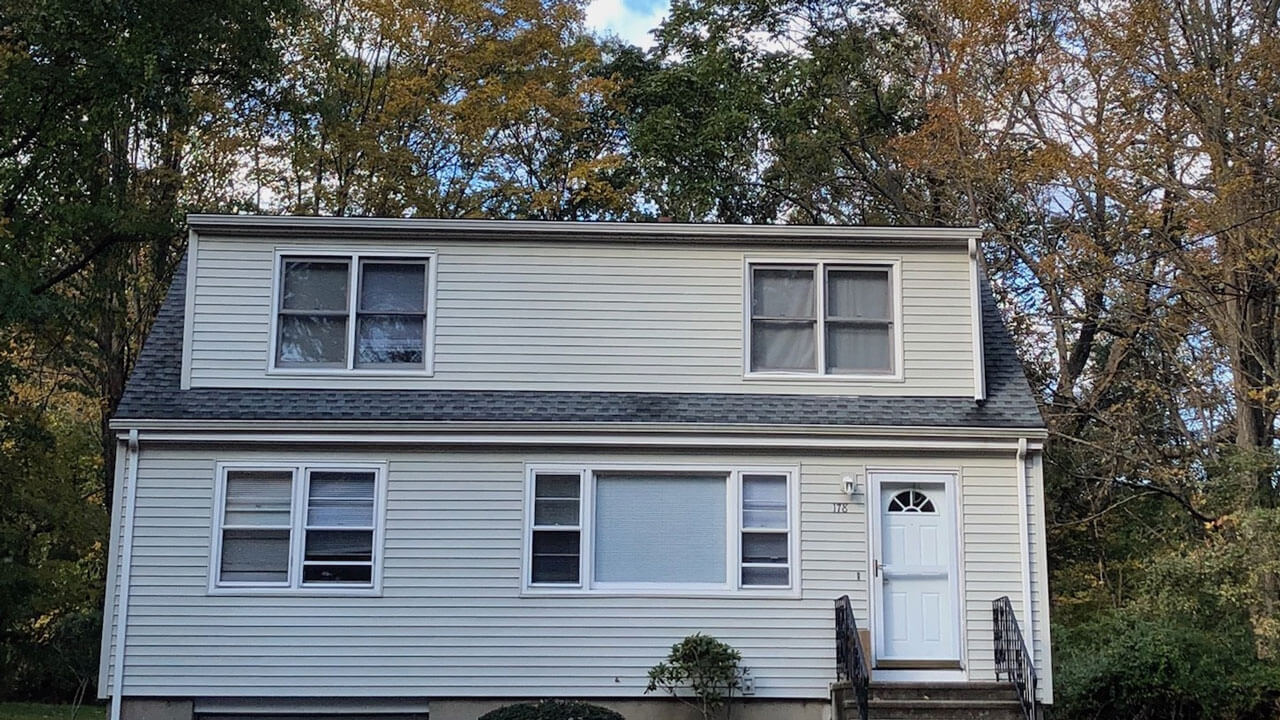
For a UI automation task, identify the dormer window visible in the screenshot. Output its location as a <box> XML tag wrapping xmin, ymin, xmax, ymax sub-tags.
<box><xmin>747</xmin><ymin>262</ymin><xmax>899</xmax><ymax>377</ymax></box>
<box><xmin>272</xmin><ymin>252</ymin><xmax>435</xmax><ymax>373</ymax></box>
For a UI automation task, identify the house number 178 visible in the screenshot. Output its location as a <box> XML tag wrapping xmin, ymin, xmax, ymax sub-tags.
<box><xmin>830</xmin><ymin>503</ymin><xmax>849</xmax><ymax>513</ymax></box>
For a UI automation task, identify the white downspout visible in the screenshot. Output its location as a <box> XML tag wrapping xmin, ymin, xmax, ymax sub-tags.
<box><xmin>1016</xmin><ymin>437</ymin><xmax>1035</xmax><ymax>699</ymax></box>
<box><xmin>110</xmin><ymin>429</ymin><xmax>140</xmax><ymax>720</ymax></box>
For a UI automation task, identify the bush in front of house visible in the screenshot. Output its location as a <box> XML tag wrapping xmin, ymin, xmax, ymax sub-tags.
<box><xmin>478</xmin><ymin>699</ymin><xmax>625</xmax><ymax>720</ymax></box>
<box><xmin>646</xmin><ymin>633</ymin><xmax>744</xmax><ymax>720</ymax></box>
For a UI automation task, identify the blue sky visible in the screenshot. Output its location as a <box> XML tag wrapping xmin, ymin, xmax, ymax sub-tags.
<box><xmin>584</xmin><ymin>0</ymin><xmax>670</xmax><ymax>48</ymax></box>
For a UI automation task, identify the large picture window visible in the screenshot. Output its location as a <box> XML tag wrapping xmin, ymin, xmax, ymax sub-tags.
<box><xmin>748</xmin><ymin>262</ymin><xmax>897</xmax><ymax>376</ymax></box>
<box><xmin>212</xmin><ymin>463</ymin><xmax>385</xmax><ymax>592</ymax></box>
<box><xmin>273</xmin><ymin>253</ymin><xmax>434</xmax><ymax>372</ymax></box>
<box><xmin>525</xmin><ymin>466</ymin><xmax>797</xmax><ymax>594</ymax></box>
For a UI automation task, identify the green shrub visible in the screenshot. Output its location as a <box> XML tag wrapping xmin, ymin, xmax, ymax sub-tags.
<box><xmin>1054</xmin><ymin>609</ymin><xmax>1279</xmax><ymax>720</ymax></box>
<box><xmin>478</xmin><ymin>699</ymin><xmax>624</xmax><ymax>720</ymax></box>
<box><xmin>645</xmin><ymin>633</ymin><xmax>743</xmax><ymax>720</ymax></box>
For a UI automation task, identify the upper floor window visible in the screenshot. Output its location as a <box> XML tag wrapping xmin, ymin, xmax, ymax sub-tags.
<box><xmin>212</xmin><ymin>463</ymin><xmax>385</xmax><ymax>593</ymax></box>
<box><xmin>748</xmin><ymin>262</ymin><xmax>896</xmax><ymax>376</ymax></box>
<box><xmin>273</xmin><ymin>253</ymin><xmax>434</xmax><ymax>373</ymax></box>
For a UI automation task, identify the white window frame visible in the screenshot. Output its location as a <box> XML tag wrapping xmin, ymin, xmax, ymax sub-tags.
<box><xmin>267</xmin><ymin>248</ymin><xmax>438</xmax><ymax>376</ymax></box>
<box><xmin>208</xmin><ymin>461</ymin><xmax>388</xmax><ymax>596</ymax></box>
<box><xmin>743</xmin><ymin>258</ymin><xmax>905</xmax><ymax>381</ymax></box>
<box><xmin>521</xmin><ymin>463</ymin><xmax>801</xmax><ymax>598</ymax></box>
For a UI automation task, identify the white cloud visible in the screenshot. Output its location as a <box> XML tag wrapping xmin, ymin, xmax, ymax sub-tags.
<box><xmin>584</xmin><ymin>0</ymin><xmax>669</xmax><ymax>49</ymax></box>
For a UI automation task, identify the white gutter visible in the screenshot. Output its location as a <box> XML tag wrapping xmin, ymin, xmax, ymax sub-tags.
<box><xmin>114</xmin><ymin>428</ymin><xmax>1043</xmax><ymax>453</ymax></box>
<box><xmin>969</xmin><ymin>237</ymin><xmax>987</xmax><ymax>402</ymax></box>
<box><xmin>108</xmin><ymin>418</ymin><xmax>1049</xmax><ymax>440</ymax></box>
<box><xmin>1016</xmin><ymin>438</ymin><xmax>1035</xmax><ymax>676</ymax></box>
<box><xmin>109</xmin><ymin>429</ymin><xmax>140</xmax><ymax>720</ymax></box>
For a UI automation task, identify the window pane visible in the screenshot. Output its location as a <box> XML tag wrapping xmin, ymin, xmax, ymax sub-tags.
<box><xmin>751</xmin><ymin>321</ymin><xmax>816</xmax><ymax>371</ymax></box>
<box><xmin>220</xmin><ymin>529</ymin><xmax>290</xmax><ymax>583</ymax></box>
<box><xmin>282</xmin><ymin>260</ymin><xmax>349</xmax><ymax>311</ymax></box>
<box><xmin>594</xmin><ymin>473</ymin><xmax>726</xmax><ymax>584</ymax></box>
<box><xmin>224</xmin><ymin>471</ymin><xmax>292</xmax><ymax>526</ymax></box>
<box><xmin>752</xmin><ymin>268</ymin><xmax>815</xmax><ymax>318</ymax></box>
<box><xmin>277</xmin><ymin>315</ymin><xmax>348</xmax><ymax>365</ymax></box>
<box><xmin>360</xmin><ymin>262</ymin><xmax>426</xmax><ymax>312</ymax></box>
<box><xmin>535</xmin><ymin>474</ymin><xmax>580</xmax><ymax>499</ymax></box>
<box><xmin>305</xmin><ymin>530</ymin><xmax>373</xmax><ymax>562</ymax></box>
<box><xmin>303</xmin><ymin>564</ymin><xmax>372</xmax><ymax>584</ymax></box>
<box><xmin>356</xmin><ymin>315</ymin><xmax>424</xmax><ymax>366</ymax></box>
<box><xmin>742</xmin><ymin>566</ymin><xmax>789</xmax><ymax>586</ymax></box>
<box><xmin>827</xmin><ymin>269</ymin><xmax>890</xmax><ymax>319</ymax></box>
<box><xmin>742</xmin><ymin>475</ymin><xmax>788</xmax><ymax>529</ymax></box>
<box><xmin>535</xmin><ymin>499</ymin><xmax>579</xmax><ymax>526</ymax></box>
<box><xmin>826</xmin><ymin>323</ymin><xmax>892</xmax><ymax>373</ymax></box>
<box><xmin>531</xmin><ymin>530</ymin><xmax>580</xmax><ymax>583</ymax></box>
<box><xmin>742</xmin><ymin>532</ymin><xmax>788</xmax><ymax>564</ymax></box>
<box><xmin>534</xmin><ymin>474</ymin><xmax>580</xmax><ymax>526</ymax></box>
<box><xmin>307</xmin><ymin>471</ymin><xmax>375</xmax><ymax>526</ymax></box>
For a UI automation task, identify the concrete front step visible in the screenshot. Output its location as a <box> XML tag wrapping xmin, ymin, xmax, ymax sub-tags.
<box><xmin>870</xmin><ymin>682</ymin><xmax>1019</xmax><ymax>703</ymax></box>
<box><xmin>856</xmin><ymin>698</ymin><xmax>1026</xmax><ymax>720</ymax></box>
<box><xmin>841</xmin><ymin>682</ymin><xmax>1027</xmax><ymax>720</ymax></box>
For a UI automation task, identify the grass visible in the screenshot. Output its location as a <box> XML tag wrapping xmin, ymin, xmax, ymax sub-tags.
<box><xmin>0</xmin><ymin>704</ymin><xmax>106</xmax><ymax>720</ymax></box>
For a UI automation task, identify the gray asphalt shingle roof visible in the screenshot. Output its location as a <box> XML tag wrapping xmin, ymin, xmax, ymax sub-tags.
<box><xmin>114</xmin><ymin>253</ymin><xmax>1045</xmax><ymax>429</ymax></box>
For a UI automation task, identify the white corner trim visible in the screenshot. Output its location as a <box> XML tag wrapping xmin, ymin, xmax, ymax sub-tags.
<box><xmin>180</xmin><ymin>229</ymin><xmax>197</xmax><ymax>391</ymax></box>
<box><xmin>969</xmin><ymin>238</ymin><xmax>986</xmax><ymax>402</ymax></box>
<box><xmin>108</xmin><ymin>429</ymin><xmax>139</xmax><ymax>720</ymax></box>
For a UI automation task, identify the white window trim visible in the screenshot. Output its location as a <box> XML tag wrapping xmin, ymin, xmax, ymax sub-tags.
<box><xmin>742</xmin><ymin>257</ymin><xmax>906</xmax><ymax>382</ymax></box>
<box><xmin>521</xmin><ymin>463</ymin><xmax>801</xmax><ymax>598</ymax></box>
<box><xmin>208</xmin><ymin>461</ymin><xmax>388</xmax><ymax>596</ymax></box>
<box><xmin>267</xmin><ymin>247</ymin><xmax>438</xmax><ymax>377</ymax></box>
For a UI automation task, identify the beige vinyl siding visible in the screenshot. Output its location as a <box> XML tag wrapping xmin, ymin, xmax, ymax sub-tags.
<box><xmin>186</xmin><ymin>235</ymin><xmax>974</xmax><ymax>394</ymax></box>
<box><xmin>102</xmin><ymin>443</ymin><xmax>1039</xmax><ymax>699</ymax></box>
<box><xmin>958</xmin><ymin>454</ymin><xmax>1029</xmax><ymax>681</ymax></box>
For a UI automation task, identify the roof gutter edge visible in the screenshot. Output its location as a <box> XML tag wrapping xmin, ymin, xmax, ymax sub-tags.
<box><xmin>108</xmin><ymin>417</ymin><xmax>1048</xmax><ymax>439</ymax></box>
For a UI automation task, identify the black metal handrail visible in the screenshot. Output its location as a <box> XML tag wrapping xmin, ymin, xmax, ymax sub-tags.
<box><xmin>834</xmin><ymin>595</ymin><xmax>869</xmax><ymax>720</ymax></box>
<box><xmin>993</xmin><ymin>596</ymin><xmax>1038</xmax><ymax>720</ymax></box>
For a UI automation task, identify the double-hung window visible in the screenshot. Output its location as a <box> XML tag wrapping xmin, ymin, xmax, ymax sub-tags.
<box><xmin>274</xmin><ymin>253</ymin><xmax>433</xmax><ymax>372</ymax></box>
<box><xmin>525</xmin><ymin>466</ymin><xmax>797</xmax><ymax>594</ymax></box>
<box><xmin>748</xmin><ymin>262</ymin><xmax>896</xmax><ymax>376</ymax></box>
<box><xmin>213</xmin><ymin>463</ymin><xmax>384</xmax><ymax>592</ymax></box>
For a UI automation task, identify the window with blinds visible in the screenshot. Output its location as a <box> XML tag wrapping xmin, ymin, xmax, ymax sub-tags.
<box><xmin>213</xmin><ymin>464</ymin><xmax>383</xmax><ymax>592</ymax></box>
<box><xmin>748</xmin><ymin>262</ymin><xmax>896</xmax><ymax>376</ymax></box>
<box><xmin>525</xmin><ymin>467</ymin><xmax>796</xmax><ymax>593</ymax></box>
<box><xmin>272</xmin><ymin>253</ymin><xmax>432</xmax><ymax>373</ymax></box>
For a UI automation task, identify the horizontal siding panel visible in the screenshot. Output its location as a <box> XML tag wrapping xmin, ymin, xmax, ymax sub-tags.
<box><xmin>188</xmin><ymin>238</ymin><xmax>974</xmax><ymax>395</ymax></box>
<box><xmin>104</xmin><ymin>445</ymin><xmax>1048</xmax><ymax>700</ymax></box>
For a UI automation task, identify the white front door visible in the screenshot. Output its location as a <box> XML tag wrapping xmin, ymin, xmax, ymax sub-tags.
<box><xmin>876</xmin><ymin>480</ymin><xmax>958</xmax><ymax>663</ymax></box>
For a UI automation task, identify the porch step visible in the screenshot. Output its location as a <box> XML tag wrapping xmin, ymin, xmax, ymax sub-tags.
<box><xmin>844</xmin><ymin>682</ymin><xmax>1026</xmax><ymax>720</ymax></box>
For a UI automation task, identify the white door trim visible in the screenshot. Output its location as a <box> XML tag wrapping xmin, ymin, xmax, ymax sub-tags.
<box><xmin>868</xmin><ymin>469</ymin><xmax>964</xmax><ymax>671</ymax></box>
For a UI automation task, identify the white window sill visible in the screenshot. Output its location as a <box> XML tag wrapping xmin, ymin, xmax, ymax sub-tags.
<box><xmin>208</xmin><ymin>586</ymin><xmax>382</xmax><ymax>598</ymax></box>
<box><xmin>520</xmin><ymin>587</ymin><xmax>802</xmax><ymax>600</ymax></box>
<box><xmin>743</xmin><ymin>371</ymin><xmax>905</xmax><ymax>383</ymax></box>
<box><xmin>266</xmin><ymin>367</ymin><xmax>435</xmax><ymax>378</ymax></box>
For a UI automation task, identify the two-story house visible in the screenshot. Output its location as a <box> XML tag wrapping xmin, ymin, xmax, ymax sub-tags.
<box><xmin>99</xmin><ymin>215</ymin><xmax>1050</xmax><ymax>720</ymax></box>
